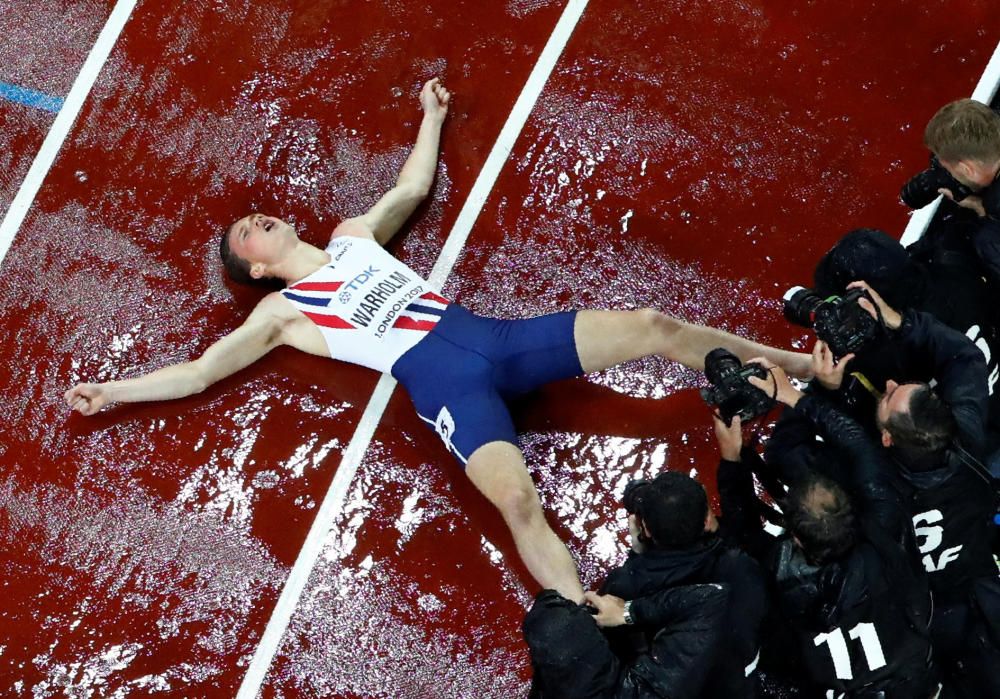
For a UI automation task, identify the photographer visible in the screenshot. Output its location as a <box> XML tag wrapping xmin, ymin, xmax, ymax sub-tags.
<box><xmin>845</xmin><ymin>288</ymin><xmax>1000</xmax><ymax>696</ymax></box>
<box><xmin>900</xmin><ymin>100</ymin><xmax>1000</xmax><ymax>293</ymax></box>
<box><xmin>737</xmin><ymin>361</ymin><xmax>937</xmax><ymax>697</ymax></box>
<box><xmin>769</xmin><ymin>284</ymin><xmax>1000</xmax><ymax>696</ymax></box>
<box><xmin>808</xmin><ymin>228</ymin><xmax>1000</xmax><ymax>470</ymax></box>
<box><xmin>901</xmin><ymin>99</ymin><xmax>1000</xmax><ymax>222</ymax></box>
<box><xmin>593</xmin><ymin>471</ymin><xmax>767</xmax><ymax>698</ymax></box>
<box><xmin>523</xmin><ymin>584</ymin><xmax>728</xmax><ymax>699</ymax></box>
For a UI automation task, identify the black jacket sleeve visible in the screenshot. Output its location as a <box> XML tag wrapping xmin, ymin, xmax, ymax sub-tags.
<box><xmin>621</xmin><ymin>584</ymin><xmax>729</xmax><ymax>699</ymax></box>
<box><xmin>763</xmin><ymin>403</ymin><xmax>833</xmax><ymax>484</ymax></box>
<box><xmin>973</xmin><ymin>218</ymin><xmax>1000</xmax><ymax>285</ymax></box>
<box><xmin>981</xmin><ymin>180</ymin><xmax>1000</xmax><ymax>220</ymax></box>
<box><xmin>717</xmin><ymin>452</ymin><xmax>773</xmax><ymax>561</ymax></box>
<box><xmin>895</xmin><ymin>308</ymin><xmax>989</xmax><ymax>457</ymax></box>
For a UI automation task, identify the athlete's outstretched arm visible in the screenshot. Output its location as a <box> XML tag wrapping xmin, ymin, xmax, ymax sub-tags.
<box><xmin>65</xmin><ymin>295</ymin><xmax>291</xmax><ymax>415</ymax></box>
<box><xmin>336</xmin><ymin>77</ymin><xmax>450</xmax><ymax>245</ymax></box>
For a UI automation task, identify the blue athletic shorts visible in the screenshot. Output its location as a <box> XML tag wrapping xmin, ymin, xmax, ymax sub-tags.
<box><xmin>391</xmin><ymin>304</ymin><xmax>583</xmax><ymax>465</ymax></box>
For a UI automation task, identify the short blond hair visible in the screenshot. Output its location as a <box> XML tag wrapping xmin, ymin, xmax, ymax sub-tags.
<box><xmin>924</xmin><ymin>98</ymin><xmax>1000</xmax><ymax>164</ymax></box>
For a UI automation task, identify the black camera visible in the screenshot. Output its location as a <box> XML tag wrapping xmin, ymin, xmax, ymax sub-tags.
<box><xmin>622</xmin><ymin>478</ymin><xmax>651</xmax><ymax>515</ymax></box>
<box><xmin>699</xmin><ymin>348</ymin><xmax>774</xmax><ymax>426</ymax></box>
<box><xmin>900</xmin><ymin>155</ymin><xmax>975</xmax><ymax>209</ymax></box>
<box><xmin>783</xmin><ymin>286</ymin><xmax>878</xmax><ymax>358</ymax></box>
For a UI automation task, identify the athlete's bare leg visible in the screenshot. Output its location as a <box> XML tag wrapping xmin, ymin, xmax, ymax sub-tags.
<box><xmin>573</xmin><ymin>308</ymin><xmax>811</xmax><ymax>376</ymax></box>
<box><xmin>464</xmin><ymin>440</ymin><xmax>584</xmax><ymax>602</ymax></box>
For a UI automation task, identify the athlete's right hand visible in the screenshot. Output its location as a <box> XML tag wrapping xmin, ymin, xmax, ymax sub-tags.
<box><xmin>64</xmin><ymin>383</ymin><xmax>111</xmax><ymax>415</ymax></box>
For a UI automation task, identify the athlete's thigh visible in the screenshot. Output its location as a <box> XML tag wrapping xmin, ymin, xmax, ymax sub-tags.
<box><xmin>573</xmin><ymin>308</ymin><xmax>676</xmax><ymax>373</ymax></box>
<box><xmin>491</xmin><ymin>311</ymin><xmax>584</xmax><ymax>395</ymax></box>
<box><xmin>404</xmin><ymin>379</ymin><xmax>520</xmax><ymax>467</ymax></box>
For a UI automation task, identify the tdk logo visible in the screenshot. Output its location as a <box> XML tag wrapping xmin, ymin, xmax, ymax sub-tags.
<box><xmin>344</xmin><ymin>266</ymin><xmax>379</xmax><ymax>291</ymax></box>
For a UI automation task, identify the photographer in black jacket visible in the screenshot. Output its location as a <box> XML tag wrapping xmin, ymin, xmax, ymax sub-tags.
<box><xmin>901</xmin><ymin>99</ymin><xmax>1000</xmax><ymax>221</ymax></box>
<box><xmin>900</xmin><ymin>100</ymin><xmax>1000</xmax><ymax>294</ymax></box>
<box><xmin>593</xmin><ymin>470</ymin><xmax>767</xmax><ymax>699</ymax></box>
<box><xmin>794</xmin><ymin>228</ymin><xmax>1000</xmax><ymax>474</ymax></box>
<box><xmin>771</xmin><ymin>283</ymin><xmax>1000</xmax><ymax>697</ymax></box>
<box><xmin>523</xmin><ymin>584</ymin><xmax>728</xmax><ymax>699</ymax></box>
<box><xmin>728</xmin><ymin>360</ymin><xmax>937</xmax><ymax>697</ymax></box>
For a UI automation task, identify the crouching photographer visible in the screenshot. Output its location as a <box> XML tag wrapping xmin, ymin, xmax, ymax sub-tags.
<box><xmin>523</xmin><ymin>583</ymin><xmax>728</xmax><ymax>699</ymax></box>
<box><xmin>718</xmin><ymin>360</ymin><xmax>937</xmax><ymax>697</ymax></box>
<box><xmin>592</xmin><ymin>469</ymin><xmax>768</xmax><ymax>698</ymax></box>
<box><xmin>768</xmin><ymin>283</ymin><xmax>1000</xmax><ymax>697</ymax></box>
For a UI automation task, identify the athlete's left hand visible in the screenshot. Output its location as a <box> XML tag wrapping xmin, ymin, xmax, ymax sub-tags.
<box><xmin>420</xmin><ymin>77</ymin><xmax>450</xmax><ymax>122</ymax></box>
<box><xmin>64</xmin><ymin>382</ymin><xmax>111</xmax><ymax>415</ymax></box>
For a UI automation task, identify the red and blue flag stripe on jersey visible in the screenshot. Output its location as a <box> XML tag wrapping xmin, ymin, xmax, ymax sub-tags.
<box><xmin>282</xmin><ymin>284</ymin><xmax>449</xmax><ymax>333</ymax></box>
<box><xmin>282</xmin><ymin>281</ymin><xmax>354</xmax><ymax>329</ymax></box>
<box><xmin>393</xmin><ymin>292</ymin><xmax>449</xmax><ymax>331</ymax></box>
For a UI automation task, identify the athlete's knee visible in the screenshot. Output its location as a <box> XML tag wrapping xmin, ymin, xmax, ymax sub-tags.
<box><xmin>494</xmin><ymin>483</ymin><xmax>545</xmax><ymax>529</ymax></box>
<box><xmin>633</xmin><ymin>307</ymin><xmax>683</xmax><ymax>342</ymax></box>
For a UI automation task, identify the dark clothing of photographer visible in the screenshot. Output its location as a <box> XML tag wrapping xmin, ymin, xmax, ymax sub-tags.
<box><xmin>810</xmin><ymin>228</ymin><xmax>1000</xmax><ymax>457</ymax></box>
<box><xmin>899</xmin><ymin>449</ymin><xmax>1000</xmax><ymax>698</ymax></box>
<box><xmin>728</xmin><ymin>393</ymin><xmax>936</xmax><ymax>697</ymax></box>
<box><xmin>599</xmin><ymin>536</ymin><xmax>766</xmax><ymax>698</ymax></box>
<box><xmin>765</xmin><ymin>304</ymin><xmax>1000</xmax><ymax>695</ymax></box>
<box><xmin>769</xmin><ymin>306</ymin><xmax>991</xmax><ymax>470</ymax></box>
<box><xmin>523</xmin><ymin>585</ymin><xmax>728</xmax><ymax>699</ymax></box>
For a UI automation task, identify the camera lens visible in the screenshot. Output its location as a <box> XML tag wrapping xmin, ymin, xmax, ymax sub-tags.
<box><xmin>783</xmin><ymin>286</ymin><xmax>822</xmax><ymax>328</ymax></box>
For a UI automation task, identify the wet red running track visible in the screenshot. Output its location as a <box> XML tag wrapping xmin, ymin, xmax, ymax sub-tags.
<box><xmin>0</xmin><ymin>1</ymin><xmax>995</xmax><ymax>696</ymax></box>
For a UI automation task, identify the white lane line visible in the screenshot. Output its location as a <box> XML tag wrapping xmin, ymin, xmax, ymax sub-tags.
<box><xmin>236</xmin><ymin>1</ymin><xmax>590</xmax><ymax>696</ymax></box>
<box><xmin>429</xmin><ymin>0</ymin><xmax>590</xmax><ymax>287</ymax></box>
<box><xmin>900</xmin><ymin>39</ymin><xmax>1000</xmax><ymax>247</ymax></box>
<box><xmin>0</xmin><ymin>0</ymin><xmax>139</xmax><ymax>266</ymax></box>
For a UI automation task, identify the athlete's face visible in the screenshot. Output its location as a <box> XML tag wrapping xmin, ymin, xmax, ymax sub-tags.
<box><xmin>228</xmin><ymin>213</ymin><xmax>297</xmax><ymax>270</ymax></box>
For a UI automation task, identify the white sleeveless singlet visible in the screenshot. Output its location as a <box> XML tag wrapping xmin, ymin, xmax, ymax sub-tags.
<box><xmin>281</xmin><ymin>236</ymin><xmax>450</xmax><ymax>373</ymax></box>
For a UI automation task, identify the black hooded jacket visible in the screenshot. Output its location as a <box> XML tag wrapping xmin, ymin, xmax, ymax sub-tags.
<box><xmin>598</xmin><ymin>534</ymin><xmax>766</xmax><ymax>698</ymax></box>
<box><xmin>524</xmin><ymin>584</ymin><xmax>728</xmax><ymax>699</ymax></box>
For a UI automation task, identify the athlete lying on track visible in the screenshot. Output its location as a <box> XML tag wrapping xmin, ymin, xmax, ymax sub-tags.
<box><xmin>66</xmin><ymin>77</ymin><xmax>808</xmax><ymax>601</ymax></box>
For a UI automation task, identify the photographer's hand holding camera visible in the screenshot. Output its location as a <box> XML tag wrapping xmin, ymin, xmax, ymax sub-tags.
<box><xmin>711</xmin><ymin>413</ymin><xmax>784</xmax><ymax>562</ymax></box>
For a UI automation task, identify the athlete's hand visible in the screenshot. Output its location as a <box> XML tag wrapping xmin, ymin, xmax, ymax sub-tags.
<box><xmin>420</xmin><ymin>77</ymin><xmax>450</xmax><ymax>122</ymax></box>
<box><xmin>64</xmin><ymin>383</ymin><xmax>111</xmax><ymax>416</ymax></box>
